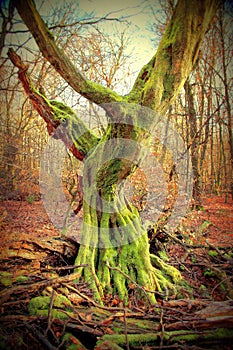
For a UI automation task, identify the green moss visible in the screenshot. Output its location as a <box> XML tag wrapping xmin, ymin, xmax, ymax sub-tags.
<box><xmin>208</xmin><ymin>250</ymin><xmax>218</xmax><ymax>257</ymax></box>
<box><xmin>0</xmin><ymin>271</ymin><xmax>13</xmax><ymax>286</ymax></box>
<box><xmin>224</xmin><ymin>253</ymin><xmax>232</xmax><ymax>259</ymax></box>
<box><xmin>203</xmin><ymin>268</ymin><xmax>216</xmax><ymax>278</ymax></box>
<box><xmin>190</xmin><ymin>255</ymin><xmax>197</xmax><ymax>263</ymax></box>
<box><xmin>0</xmin><ymin>271</ymin><xmax>30</xmax><ymax>286</ymax></box>
<box><xmin>98</xmin><ymin>333</ymin><xmax>159</xmax><ymax>347</ymax></box>
<box><xmin>83</xmin><ymin>79</ymin><xmax>125</xmax><ymax>104</ymax></box>
<box><xmin>26</xmin><ymin>194</ymin><xmax>35</xmax><ymax>204</ymax></box>
<box><xmin>16</xmin><ymin>275</ymin><xmax>28</xmax><ymax>283</ymax></box>
<box><xmin>96</xmin><ymin>340</ymin><xmax>124</xmax><ymax>350</ymax></box>
<box><xmin>112</xmin><ymin>327</ymin><xmax>122</xmax><ymax>334</ymax></box>
<box><xmin>150</xmin><ymin>254</ymin><xmax>182</xmax><ymax>283</ymax></box>
<box><xmin>30</xmin><ymin>86</ymin><xmax>99</xmax><ymax>155</ymax></box>
<box><xmin>127</xmin><ymin>60</ymin><xmax>155</xmax><ymax>103</ymax></box>
<box><xmin>0</xmin><ymin>335</ymin><xmax>9</xmax><ymax>350</ymax></box>
<box><xmin>62</xmin><ymin>333</ymin><xmax>87</xmax><ymax>350</ymax></box>
<box><xmin>33</xmin><ymin>309</ymin><xmax>70</xmax><ymax>319</ymax></box>
<box><xmin>128</xmin><ymin>318</ymin><xmax>156</xmax><ymax>331</ymax></box>
<box><xmin>219</xmin><ymin>283</ymin><xmax>226</xmax><ymax>291</ymax></box>
<box><xmin>198</xmin><ymin>220</ymin><xmax>212</xmax><ymax>234</ymax></box>
<box><xmin>158</xmin><ymin>250</ymin><xmax>169</xmax><ymax>261</ymax></box>
<box><xmin>49</xmin><ymin>100</ymin><xmax>75</xmax><ymax>122</ymax></box>
<box><xmin>28</xmin><ymin>294</ymin><xmax>73</xmax><ymax>319</ymax></box>
<box><xmin>166</xmin><ymin>328</ymin><xmax>233</xmax><ymax>344</ymax></box>
<box><xmin>0</xmin><ymin>334</ymin><xmax>24</xmax><ymax>350</ymax></box>
<box><xmin>199</xmin><ymin>284</ymin><xmax>209</xmax><ymax>297</ymax></box>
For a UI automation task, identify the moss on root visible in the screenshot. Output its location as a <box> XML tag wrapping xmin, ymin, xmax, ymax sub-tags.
<box><xmin>28</xmin><ymin>294</ymin><xmax>73</xmax><ymax>319</ymax></box>
<box><xmin>96</xmin><ymin>333</ymin><xmax>159</xmax><ymax>348</ymax></box>
<box><xmin>62</xmin><ymin>333</ymin><xmax>88</xmax><ymax>350</ymax></box>
<box><xmin>75</xmin><ymin>226</ymin><xmax>183</xmax><ymax>304</ymax></box>
<box><xmin>71</xmin><ymin>102</ymin><xmax>184</xmax><ymax>305</ymax></box>
<box><xmin>96</xmin><ymin>328</ymin><xmax>233</xmax><ymax>348</ymax></box>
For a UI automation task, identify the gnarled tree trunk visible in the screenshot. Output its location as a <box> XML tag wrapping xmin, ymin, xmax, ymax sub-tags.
<box><xmin>9</xmin><ymin>0</ymin><xmax>222</xmax><ymax>303</ymax></box>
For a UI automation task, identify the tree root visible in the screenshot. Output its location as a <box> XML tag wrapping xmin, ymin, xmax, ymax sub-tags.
<box><xmin>74</xmin><ymin>233</ymin><xmax>184</xmax><ymax>305</ymax></box>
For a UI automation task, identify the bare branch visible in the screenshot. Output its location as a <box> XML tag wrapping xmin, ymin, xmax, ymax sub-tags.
<box><xmin>7</xmin><ymin>48</ymin><xmax>99</xmax><ymax>161</ymax></box>
<box><xmin>12</xmin><ymin>0</ymin><xmax>125</xmax><ymax>105</ymax></box>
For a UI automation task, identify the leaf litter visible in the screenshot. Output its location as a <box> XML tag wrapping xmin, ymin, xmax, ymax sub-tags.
<box><xmin>0</xmin><ymin>195</ymin><xmax>232</xmax><ymax>349</ymax></box>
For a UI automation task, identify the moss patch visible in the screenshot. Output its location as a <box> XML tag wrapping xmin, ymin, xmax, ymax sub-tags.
<box><xmin>28</xmin><ymin>294</ymin><xmax>73</xmax><ymax>319</ymax></box>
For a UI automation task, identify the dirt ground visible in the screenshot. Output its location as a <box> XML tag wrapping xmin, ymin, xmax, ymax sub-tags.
<box><xmin>0</xmin><ymin>195</ymin><xmax>232</xmax><ymax>246</ymax></box>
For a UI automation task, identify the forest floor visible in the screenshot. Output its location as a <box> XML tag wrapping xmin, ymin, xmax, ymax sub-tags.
<box><xmin>0</xmin><ymin>195</ymin><xmax>232</xmax><ymax>349</ymax></box>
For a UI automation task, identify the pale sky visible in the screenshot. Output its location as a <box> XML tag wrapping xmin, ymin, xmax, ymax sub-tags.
<box><xmin>73</xmin><ymin>0</ymin><xmax>162</xmax><ymax>90</ymax></box>
<box><xmin>1</xmin><ymin>0</ymin><xmax>162</xmax><ymax>97</ymax></box>
<box><xmin>43</xmin><ymin>0</ymin><xmax>162</xmax><ymax>76</ymax></box>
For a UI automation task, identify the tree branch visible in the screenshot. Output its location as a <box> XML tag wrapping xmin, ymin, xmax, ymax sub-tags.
<box><xmin>12</xmin><ymin>0</ymin><xmax>125</xmax><ymax>105</ymax></box>
<box><xmin>7</xmin><ymin>48</ymin><xmax>99</xmax><ymax>161</ymax></box>
<box><xmin>49</xmin><ymin>13</ymin><xmax>125</xmax><ymax>31</ymax></box>
<box><xmin>128</xmin><ymin>0</ymin><xmax>222</xmax><ymax>113</ymax></box>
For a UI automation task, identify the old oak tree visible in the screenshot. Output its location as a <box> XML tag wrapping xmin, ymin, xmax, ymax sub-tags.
<box><xmin>8</xmin><ymin>0</ymin><xmax>221</xmax><ymax>303</ymax></box>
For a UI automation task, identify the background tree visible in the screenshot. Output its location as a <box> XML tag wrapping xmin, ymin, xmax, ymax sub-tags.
<box><xmin>149</xmin><ymin>0</ymin><xmax>232</xmax><ymax>208</ymax></box>
<box><xmin>7</xmin><ymin>0</ymin><xmax>222</xmax><ymax>303</ymax></box>
<box><xmin>0</xmin><ymin>0</ymin><xmax>131</xmax><ymax>202</ymax></box>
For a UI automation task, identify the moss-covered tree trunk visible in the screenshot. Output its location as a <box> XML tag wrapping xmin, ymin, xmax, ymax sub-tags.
<box><xmin>10</xmin><ymin>0</ymin><xmax>221</xmax><ymax>303</ymax></box>
<box><xmin>73</xmin><ymin>106</ymin><xmax>182</xmax><ymax>303</ymax></box>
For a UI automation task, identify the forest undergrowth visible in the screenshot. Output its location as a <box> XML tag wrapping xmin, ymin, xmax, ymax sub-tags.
<box><xmin>0</xmin><ymin>195</ymin><xmax>232</xmax><ymax>349</ymax></box>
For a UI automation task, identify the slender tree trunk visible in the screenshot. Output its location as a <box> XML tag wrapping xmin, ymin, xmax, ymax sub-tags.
<box><xmin>218</xmin><ymin>11</ymin><xmax>233</xmax><ymax>199</ymax></box>
<box><xmin>184</xmin><ymin>81</ymin><xmax>202</xmax><ymax>209</ymax></box>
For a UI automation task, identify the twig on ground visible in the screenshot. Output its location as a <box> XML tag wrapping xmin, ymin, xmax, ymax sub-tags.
<box><xmin>41</xmin><ymin>264</ymin><xmax>88</xmax><ymax>272</ymax></box>
<box><xmin>25</xmin><ymin>324</ymin><xmax>57</xmax><ymax>350</ymax></box>
<box><xmin>62</xmin><ymin>282</ymin><xmax>129</xmax><ymax>312</ymax></box>
<box><xmin>45</xmin><ymin>289</ymin><xmax>55</xmax><ymax>335</ymax></box>
<box><xmin>0</xmin><ymin>269</ymin><xmax>88</xmax><ymax>305</ymax></box>
<box><xmin>123</xmin><ymin>306</ymin><xmax>130</xmax><ymax>350</ymax></box>
<box><xmin>206</xmin><ymin>240</ymin><xmax>233</xmax><ymax>261</ymax></box>
<box><xmin>159</xmin><ymin>306</ymin><xmax>165</xmax><ymax>348</ymax></box>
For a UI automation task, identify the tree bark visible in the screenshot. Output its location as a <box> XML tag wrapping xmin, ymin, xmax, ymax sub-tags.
<box><xmin>128</xmin><ymin>0</ymin><xmax>222</xmax><ymax>113</ymax></box>
<box><xmin>218</xmin><ymin>10</ymin><xmax>233</xmax><ymax>199</ymax></box>
<box><xmin>184</xmin><ymin>80</ymin><xmax>202</xmax><ymax>209</ymax></box>
<box><xmin>7</xmin><ymin>48</ymin><xmax>99</xmax><ymax>161</ymax></box>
